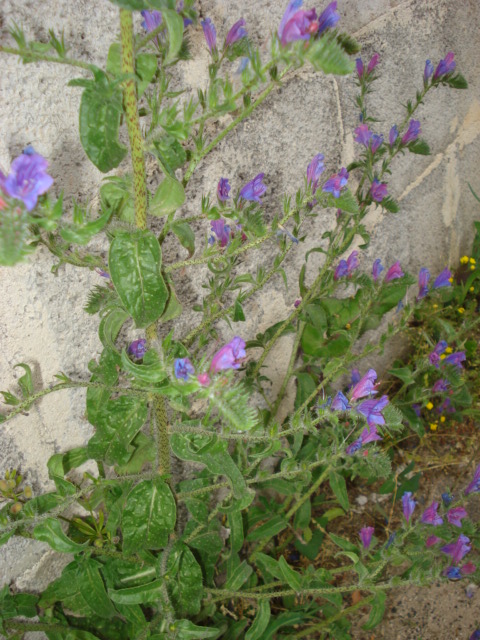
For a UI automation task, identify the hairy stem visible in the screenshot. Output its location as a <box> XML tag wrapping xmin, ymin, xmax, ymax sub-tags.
<box><xmin>0</xmin><ymin>45</ymin><xmax>93</xmax><ymax>71</ymax></box>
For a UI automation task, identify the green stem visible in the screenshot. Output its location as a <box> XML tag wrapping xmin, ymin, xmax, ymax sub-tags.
<box><xmin>292</xmin><ymin>596</ymin><xmax>374</xmax><ymax>638</ymax></box>
<box><xmin>120</xmin><ymin>9</ymin><xmax>148</xmax><ymax>230</ymax></box>
<box><xmin>182</xmin><ymin>79</ymin><xmax>278</xmax><ymax>187</ymax></box>
<box><xmin>0</xmin><ymin>45</ymin><xmax>93</xmax><ymax>71</ymax></box>
<box><xmin>205</xmin><ymin>581</ymin><xmax>392</xmax><ymax>604</ymax></box>
<box><xmin>271</xmin><ymin>319</ymin><xmax>304</xmax><ymax>417</ymax></box>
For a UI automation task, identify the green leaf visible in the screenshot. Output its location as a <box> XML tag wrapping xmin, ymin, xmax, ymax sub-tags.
<box><xmin>206</xmin><ymin>381</ymin><xmax>258</xmax><ymax>432</ymax></box>
<box><xmin>246</xmin><ymin>514</ymin><xmax>287</xmax><ymax>542</ymax></box>
<box><xmin>79</xmin><ymin>559</ymin><xmax>117</xmax><ymax>618</ymax></box>
<box><xmin>15</xmin><ymin>363</ymin><xmax>33</xmax><ymax>398</ymax></box>
<box><xmin>100</xmin><ymin>175</ymin><xmax>134</xmax><ymax>223</ymax></box>
<box><xmin>224</xmin><ymin>560</ymin><xmax>253</xmax><ymax>591</ymax></box>
<box><xmin>362</xmin><ymin>591</ymin><xmax>386</xmax><ymax>630</ymax></box>
<box><xmin>149</xmin><ymin>173</ymin><xmax>185</xmax><ymax>217</ymax></box>
<box><xmin>171</xmin><ymin>620</ymin><xmax>219</xmax><ymax>640</ymax></box>
<box><xmin>136</xmin><ymin>53</ymin><xmax>157</xmax><ymax>97</ymax></box>
<box><xmin>329</xmin><ymin>532</ymin><xmax>359</xmax><ymax>553</ymax></box>
<box><xmin>408</xmin><ymin>139</ymin><xmax>430</xmax><ymax>155</ymax></box>
<box><xmin>108</xmin><ymin>579</ymin><xmax>164</xmax><ymax>605</ymax></box>
<box><xmin>171</xmin><ymin>221</ymin><xmax>195</xmax><ymax>257</ymax></box>
<box><xmin>120</xmin><ymin>348</ymin><xmax>167</xmax><ymax>383</ymax></box>
<box><xmin>294</xmin><ymin>372</ymin><xmax>317</xmax><ymax>410</ymax></box>
<box><xmin>98</xmin><ymin>308</ymin><xmax>129</xmax><ymax>359</ymax></box>
<box><xmin>327</xmin><ymin>189</ymin><xmax>359</xmax><ymax>213</ymax></box>
<box><xmin>33</xmin><ymin>518</ymin><xmax>88</xmax><ymax>554</ymax></box>
<box><xmin>447</xmin><ymin>73</ymin><xmax>468</xmax><ymax>89</ymax></box>
<box><xmin>382</xmin><ymin>197</ymin><xmax>399</xmax><ymax>213</ymax></box>
<box><xmin>153</xmin><ymin>135</ymin><xmax>187</xmax><ymax>173</ymax></box>
<box><xmin>87</xmin><ymin>347</ymin><xmax>120</xmax><ymax>426</ymax></box>
<box><xmin>108</xmin><ymin>0</ymin><xmax>150</xmax><ymax>9</ymax></box>
<box><xmin>277</xmin><ymin>556</ymin><xmax>302</xmax><ymax>591</ymax></box>
<box><xmin>167</xmin><ymin>543</ymin><xmax>203</xmax><ymax>616</ymax></box>
<box><xmin>122</xmin><ymin>478</ymin><xmax>176</xmax><ymax>555</ymax></box>
<box><xmin>306</xmin><ymin>35</ymin><xmax>354</xmax><ymax>75</ymax></box>
<box><xmin>109</xmin><ymin>230</ymin><xmax>169</xmax><ymax>327</ymax></box>
<box><xmin>162</xmin><ymin>9</ymin><xmax>184</xmax><ymax>63</ymax></box>
<box><xmin>75</xmin><ymin>69</ymin><xmax>127</xmax><ymax>173</ymax></box>
<box><xmin>87</xmin><ymin>395</ymin><xmax>148</xmax><ymax>465</ymax></box>
<box><xmin>329</xmin><ymin>472</ymin><xmax>349</xmax><ymax>512</ymax></box>
<box><xmin>60</xmin><ymin>208</ymin><xmax>112</xmax><ymax>245</ymax></box>
<box><xmin>171</xmin><ymin>434</ymin><xmax>254</xmax><ymax>511</ymax></box>
<box><xmin>159</xmin><ymin>279</ymin><xmax>183</xmax><ymax>321</ymax></box>
<box><xmin>388</xmin><ymin>367</ymin><xmax>415</xmax><ymax>385</ymax></box>
<box><xmin>245</xmin><ymin>600</ymin><xmax>271</xmax><ymax>640</ymax></box>
<box><xmin>0</xmin><ymin>204</ymin><xmax>33</xmax><ymax>266</ymax></box>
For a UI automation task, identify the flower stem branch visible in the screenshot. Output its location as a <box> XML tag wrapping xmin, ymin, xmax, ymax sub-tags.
<box><xmin>0</xmin><ymin>45</ymin><xmax>93</xmax><ymax>71</ymax></box>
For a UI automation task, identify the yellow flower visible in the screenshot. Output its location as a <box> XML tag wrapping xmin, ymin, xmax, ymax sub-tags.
<box><xmin>458</xmin><ymin>307</ymin><xmax>465</xmax><ymax>314</ymax></box>
<box><xmin>448</xmin><ymin>277</ymin><xmax>454</xmax><ymax>283</ymax></box>
<box><xmin>440</xmin><ymin>354</ymin><xmax>446</xmax><ymax>360</ymax></box>
<box><xmin>433</xmin><ymin>303</ymin><xmax>438</xmax><ymax>309</ymax></box>
<box><xmin>445</xmin><ymin>347</ymin><xmax>453</xmax><ymax>354</ymax></box>
<box><xmin>470</xmin><ymin>286</ymin><xmax>475</xmax><ymax>292</ymax></box>
<box><xmin>470</xmin><ymin>257</ymin><xmax>476</xmax><ymax>264</ymax></box>
<box><xmin>471</xmin><ymin>265</ymin><xmax>475</xmax><ymax>271</ymax></box>
<box><xmin>440</xmin><ymin>416</ymin><xmax>446</xmax><ymax>423</ymax></box>
<box><xmin>426</xmin><ymin>402</ymin><xmax>434</xmax><ymax>410</ymax></box>
<box><xmin>430</xmin><ymin>423</ymin><xmax>438</xmax><ymax>431</ymax></box>
<box><xmin>460</xmin><ymin>256</ymin><xmax>469</xmax><ymax>264</ymax></box>
<box><xmin>345</xmin><ymin>323</ymin><xmax>351</xmax><ymax>330</ymax></box>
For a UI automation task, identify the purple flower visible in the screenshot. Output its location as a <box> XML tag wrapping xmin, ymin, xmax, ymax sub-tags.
<box><xmin>174</xmin><ymin>357</ymin><xmax>195</xmax><ymax>381</ymax></box>
<box><xmin>317</xmin><ymin>1</ymin><xmax>340</xmax><ymax>35</ymax></box>
<box><xmin>372</xmin><ymin>259</ymin><xmax>384</xmax><ymax>282</ymax></box>
<box><xmin>421</xmin><ymin>502</ymin><xmax>444</xmax><ymax>526</ymax></box>
<box><xmin>322</xmin><ymin>167</ymin><xmax>349</xmax><ymax>198</ymax></box>
<box><xmin>389</xmin><ymin>125</ymin><xmax>398</xmax><ymax>147</ymax></box>
<box><xmin>370</xmin><ymin>179</ymin><xmax>388</xmax><ymax>203</ymax></box>
<box><xmin>225</xmin><ymin>19</ymin><xmax>247</xmax><ymax>47</ymax></box>
<box><xmin>367</xmin><ymin>53</ymin><xmax>380</xmax><ymax>74</ymax></box>
<box><xmin>210</xmin><ymin>336</ymin><xmax>246</xmax><ymax>373</ymax></box>
<box><xmin>447</xmin><ymin>507</ymin><xmax>467</xmax><ymax>528</ymax></box>
<box><xmin>424</xmin><ymin>59</ymin><xmax>434</xmax><ymax>82</ymax></box>
<box><xmin>412</xmin><ymin>403</ymin><xmax>422</xmax><ymax>417</ymax></box>
<box><xmin>294</xmin><ymin>298</ymin><xmax>302</xmax><ymax>308</ymax></box>
<box><xmin>401</xmin><ymin>119</ymin><xmax>421</xmax><ymax>145</ymax></box>
<box><xmin>359</xmin><ymin>526</ymin><xmax>374</xmax><ymax>550</ymax></box>
<box><xmin>434</xmin><ymin>52</ymin><xmax>456</xmax><ymax>80</ymax></box>
<box><xmin>402</xmin><ymin>492</ymin><xmax>417</xmax><ymax>523</ymax></box>
<box><xmin>432</xmin><ymin>378</ymin><xmax>449</xmax><ymax>393</ymax></box>
<box><xmin>96</xmin><ymin>268</ymin><xmax>110</xmax><ymax>279</ymax></box>
<box><xmin>331</xmin><ymin>390</ymin><xmax>351</xmax><ymax>411</ymax></box>
<box><xmin>417</xmin><ymin>267</ymin><xmax>431</xmax><ymax>300</ymax></box>
<box><xmin>429</xmin><ymin>340</ymin><xmax>447</xmax><ymax>367</ymax></box>
<box><xmin>354</xmin><ymin>124</ymin><xmax>372</xmax><ymax>147</ymax></box>
<box><xmin>443</xmin><ymin>351</ymin><xmax>466</xmax><ymax>369</ymax></box>
<box><xmin>202</xmin><ymin>18</ymin><xmax>217</xmax><ymax>53</ymax></box>
<box><xmin>277</xmin><ymin>0</ymin><xmax>318</xmax><ymax>46</ymax></box>
<box><xmin>356</xmin><ymin>395</ymin><xmax>389</xmax><ymax>427</ymax></box>
<box><xmin>384</xmin><ymin>261</ymin><xmax>404</xmax><ymax>283</ymax></box>
<box><xmin>465</xmin><ymin>463</ymin><xmax>480</xmax><ymax>495</ymax></box>
<box><xmin>441</xmin><ymin>534</ymin><xmax>471</xmax><ymax>565</ymax></box>
<box><xmin>307</xmin><ymin>153</ymin><xmax>325</xmax><ymax>193</ymax></box>
<box><xmin>433</xmin><ymin>267</ymin><xmax>452</xmax><ymax>289</ymax></box>
<box><xmin>346</xmin><ymin>425</ymin><xmax>382</xmax><ymax>455</ymax></box>
<box><xmin>197</xmin><ymin>372</ymin><xmax>210</xmax><ymax>386</ymax></box>
<box><xmin>471</xmin><ymin>631</ymin><xmax>480</xmax><ymax>640</ymax></box>
<box><xmin>351</xmin><ymin>369</ymin><xmax>361</xmax><ymax>386</ymax></box>
<box><xmin>334</xmin><ymin>250</ymin><xmax>359</xmax><ymax>280</ymax></box>
<box><xmin>443</xmin><ymin>566</ymin><xmax>463</xmax><ymax>580</ymax></box>
<box><xmin>351</xmin><ymin>368</ymin><xmax>378</xmax><ymax>400</ymax></box>
<box><xmin>0</xmin><ymin>149</ymin><xmax>54</xmax><ymax>212</ymax></box>
<box><xmin>141</xmin><ymin>10</ymin><xmax>162</xmax><ymax>32</ymax></box>
<box><xmin>370</xmin><ymin>134</ymin><xmax>383</xmax><ymax>154</ymax></box>
<box><xmin>426</xmin><ymin>535</ymin><xmax>441</xmax><ymax>547</ymax></box>
<box><xmin>128</xmin><ymin>339</ymin><xmax>147</xmax><ymax>359</ymax></box>
<box><xmin>210</xmin><ymin>219</ymin><xmax>231</xmax><ymax>247</ymax></box>
<box><xmin>239</xmin><ymin>173</ymin><xmax>267</xmax><ymax>203</ymax></box>
<box><xmin>437</xmin><ymin>397</ymin><xmax>455</xmax><ymax>414</ymax></box>
<box><xmin>217</xmin><ymin>177</ymin><xmax>231</xmax><ymax>202</ymax></box>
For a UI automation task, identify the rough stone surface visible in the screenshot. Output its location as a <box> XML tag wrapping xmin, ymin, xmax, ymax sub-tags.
<box><xmin>1</xmin><ymin>1</ymin><xmax>480</xmax><ymax>638</ymax></box>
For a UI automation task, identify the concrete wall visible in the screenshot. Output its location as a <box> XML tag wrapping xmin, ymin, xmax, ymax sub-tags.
<box><xmin>1</xmin><ymin>0</ymin><xmax>480</xmax><ymax>591</ymax></box>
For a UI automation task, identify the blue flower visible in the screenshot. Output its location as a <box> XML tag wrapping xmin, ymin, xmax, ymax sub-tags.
<box><xmin>402</xmin><ymin>492</ymin><xmax>416</xmax><ymax>523</ymax></box>
<box><xmin>401</xmin><ymin>119</ymin><xmax>421</xmax><ymax>145</ymax></box>
<box><xmin>306</xmin><ymin>153</ymin><xmax>325</xmax><ymax>193</ymax></box>
<box><xmin>0</xmin><ymin>149</ymin><xmax>53</xmax><ymax>211</ymax></box>
<box><xmin>433</xmin><ymin>267</ymin><xmax>452</xmax><ymax>289</ymax></box>
<box><xmin>331</xmin><ymin>390</ymin><xmax>350</xmax><ymax>411</ymax></box>
<box><xmin>389</xmin><ymin>125</ymin><xmax>398</xmax><ymax>147</ymax></box>
<box><xmin>434</xmin><ymin>52</ymin><xmax>456</xmax><ymax>80</ymax></box>
<box><xmin>174</xmin><ymin>358</ymin><xmax>195</xmax><ymax>380</ymax></box>
<box><xmin>217</xmin><ymin>177</ymin><xmax>231</xmax><ymax>202</ymax></box>
<box><xmin>372</xmin><ymin>259</ymin><xmax>384</xmax><ymax>282</ymax></box>
<box><xmin>334</xmin><ymin>250</ymin><xmax>358</xmax><ymax>280</ymax></box>
<box><xmin>424</xmin><ymin>59</ymin><xmax>434</xmax><ymax>82</ymax></box>
<box><xmin>317</xmin><ymin>2</ymin><xmax>340</xmax><ymax>35</ymax></box>
<box><xmin>277</xmin><ymin>0</ymin><xmax>318</xmax><ymax>46</ymax></box>
<box><xmin>322</xmin><ymin>167</ymin><xmax>348</xmax><ymax>198</ymax></box>
<box><xmin>202</xmin><ymin>17</ymin><xmax>217</xmax><ymax>53</ymax></box>
<box><xmin>416</xmin><ymin>267</ymin><xmax>431</xmax><ymax>300</ymax></box>
<box><xmin>226</xmin><ymin>19</ymin><xmax>247</xmax><ymax>47</ymax></box>
<box><xmin>128</xmin><ymin>339</ymin><xmax>147</xmax><ymax>359</ymax></box>
<box><xmin>239</xmin><ymin>173</ymin><xmax>267</xmax><ymax>202</ymax></box>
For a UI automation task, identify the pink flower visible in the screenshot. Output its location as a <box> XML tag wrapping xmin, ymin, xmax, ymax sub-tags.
<box><xmin>210</xmin><ymin>337</ymin><xmax>246</xmax><ymax>373</ymax></box>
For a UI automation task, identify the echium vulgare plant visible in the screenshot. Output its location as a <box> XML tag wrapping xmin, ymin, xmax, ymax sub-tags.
<box><xmin>0</xmin><ymin>1</ymin><xmax>476</xmax><ymax>638</ymax></box>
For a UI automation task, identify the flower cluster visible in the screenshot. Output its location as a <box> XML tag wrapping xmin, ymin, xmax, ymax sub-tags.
<box><xmin>173</xmin><ymin>337</ymin><xmax>247</xmax><ymax>387</ymax></box>
<box><xmin>277</xmin><ymin>1</ymin><xmax>339</xmax><ymax>47</ymax></box>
